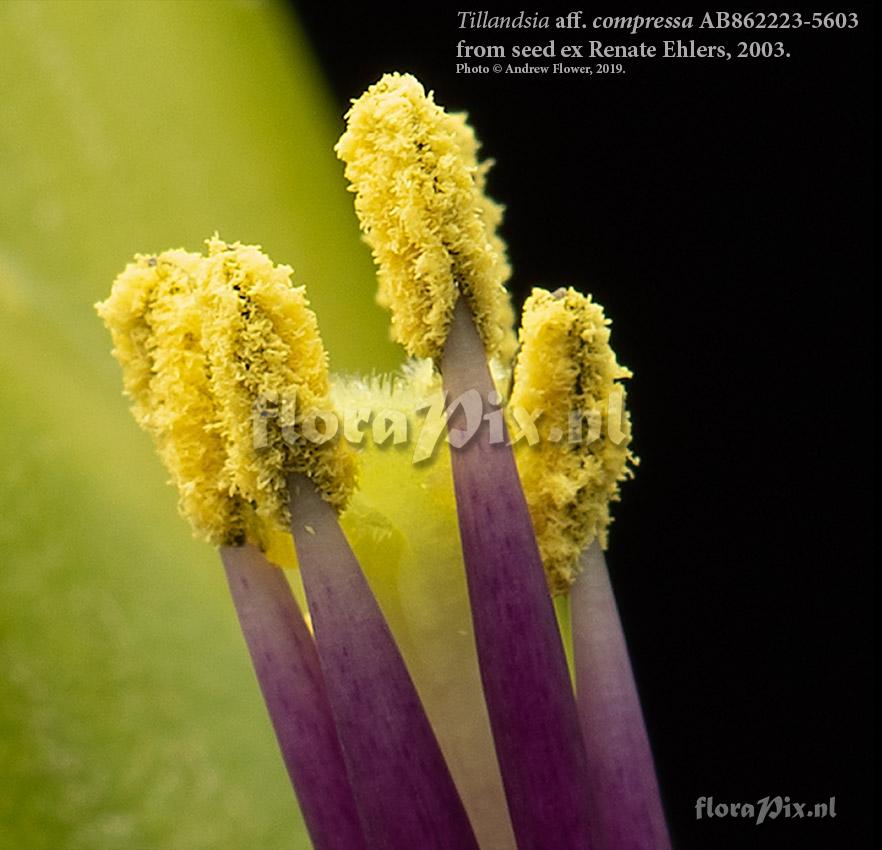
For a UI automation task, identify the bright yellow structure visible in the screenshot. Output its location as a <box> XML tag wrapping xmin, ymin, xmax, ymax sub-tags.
<box><xmin>336</xmin><ymin>72</ymin><xmax>516</xmax><ymax>362</ymax></box>
<box><xmin>510</xmin><ymin>287</ymin><xmax>636</xmax><ymax>593</ymax></box>
<box><xmin>95</xmin><ymin>238</ymin><xmax>356</xmax><ymax>547</ymax></box>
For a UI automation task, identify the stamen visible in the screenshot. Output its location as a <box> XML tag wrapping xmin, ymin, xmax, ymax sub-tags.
<box><xmin>512</xmin><ymin>287</ymin><xmax>668</xmax><ymax>850</ymax></box>
<box><xmin>341</xmin><ymin>72</ymin><xmax>596</xmax><ymax>848</ymax></box>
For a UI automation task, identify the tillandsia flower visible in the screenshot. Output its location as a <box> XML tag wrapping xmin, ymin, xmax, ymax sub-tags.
<box><xmin>96</xmin><ymin>72</ymin><xmax>669</xmax><ymax>850</ymax></box>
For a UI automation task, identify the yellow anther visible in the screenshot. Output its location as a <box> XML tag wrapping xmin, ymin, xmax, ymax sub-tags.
<box><xmin>336</xmin><ymin>72</ymin><xmax>516</xmax><ymax>361</ymax></box>
<box><xmin>510</xmin><ymin>287</ymin><xmax>636</xmax><ymax>593</ymax></box>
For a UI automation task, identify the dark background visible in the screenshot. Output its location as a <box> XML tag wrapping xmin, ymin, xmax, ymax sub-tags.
<box><xmin>291</xmin><ymin>2</ymin><xmax>874</xmax><ymax>847</ymax></box>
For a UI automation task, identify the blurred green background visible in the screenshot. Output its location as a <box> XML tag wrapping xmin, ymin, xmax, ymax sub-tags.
<box><xmin>0</xmin><ymin>2</ymin><xmax>398</xmax><ymax>847</ymax></box>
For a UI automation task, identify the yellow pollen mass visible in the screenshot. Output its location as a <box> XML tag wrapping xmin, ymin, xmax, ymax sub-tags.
<box><xmin>336</xmin><ymin>72</ymin><xmax>516</xmax><ymax>361</ymax></box>
<box><xmin>510</xmin><ymin>288</ymin><xmax>636</xmax><ymax>594</ymax></box>
<box><xmin>95</xmin><ymin>238</ymin><xmax>356</xmax><ymax>549</ymax></box>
